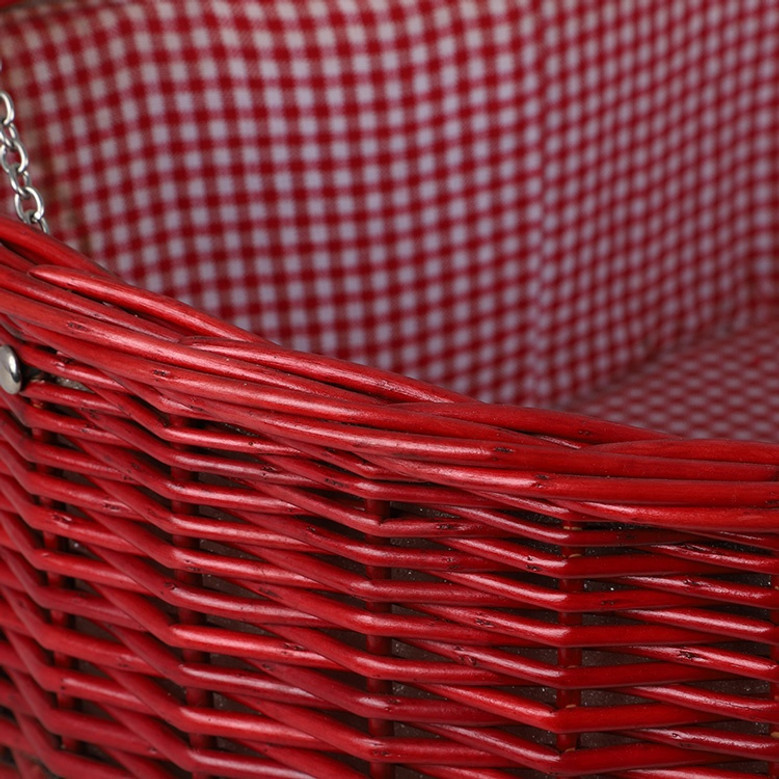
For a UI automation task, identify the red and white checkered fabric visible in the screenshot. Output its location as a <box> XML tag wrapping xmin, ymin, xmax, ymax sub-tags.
<box><xmin>569</xmin><ymin>318</ymin><xmax>779</xmax><ymax>441</ymax></box>
<box><xmin>2</xmin><ymin>0</ymin><xmax>778</xmax><ymax>413</ymax></box>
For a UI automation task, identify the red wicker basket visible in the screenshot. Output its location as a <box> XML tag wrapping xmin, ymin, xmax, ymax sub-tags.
<box><xmin>1</xmin><ymin>1</ymin><xmax>779</xmax><ymax>777</ymax></box>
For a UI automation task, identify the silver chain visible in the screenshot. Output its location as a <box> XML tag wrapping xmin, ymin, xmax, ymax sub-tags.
<box><xmin>0</xmin><ymin>62</ymin><xmax>49</xmax><ymax>233</ymax></box>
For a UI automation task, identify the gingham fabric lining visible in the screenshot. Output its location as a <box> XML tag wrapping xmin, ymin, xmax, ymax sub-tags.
<box><xmin>568</xmin><ymin>317</ymin><xmax>779</xmax><ymax>441</ymax></box>
<box><xmin>2</xmin><ymin>0</ymin><xmax>778</xmax><ymax>410</ymax></box>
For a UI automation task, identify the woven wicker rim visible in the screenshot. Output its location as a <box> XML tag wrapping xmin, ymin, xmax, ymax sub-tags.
<box><xmin>1</xmin><ymin>215</ymin><xmax>778</xmax><ymax>533</ymax></box>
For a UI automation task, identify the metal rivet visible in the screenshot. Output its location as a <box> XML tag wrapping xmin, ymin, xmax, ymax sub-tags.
<box><xmin>0</xmin><ymin>345</ymin><xmax>23</xmax><ymax>395</ymax></box>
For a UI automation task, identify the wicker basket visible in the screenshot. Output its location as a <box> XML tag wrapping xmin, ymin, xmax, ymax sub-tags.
<box><xmin>1</xmin><ymin>2</ymin><xmax>779</xmax><ymax>777</ymax></box>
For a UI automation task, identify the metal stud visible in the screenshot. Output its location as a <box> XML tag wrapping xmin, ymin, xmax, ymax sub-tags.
<box><xmin>0</xmin><ymin>345</ymin><xmax>23</xmax><ymax>394</ymax></box>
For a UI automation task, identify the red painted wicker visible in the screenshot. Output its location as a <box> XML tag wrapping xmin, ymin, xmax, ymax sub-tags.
<box><xmin>1</xmin><ymin>2</ymin><xmax>779</xmax><ymax>778</ymax></box>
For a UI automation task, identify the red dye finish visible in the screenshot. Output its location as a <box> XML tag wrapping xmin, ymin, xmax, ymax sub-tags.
<box><xmin>1</xmin><ymin>2</ymin><xmax>779</xmax><ymax>778</ymax></box>
<box><xmin>2</xmin><ymin>213</ymin><xmax>779</xmax><ymax>777</ymax></box>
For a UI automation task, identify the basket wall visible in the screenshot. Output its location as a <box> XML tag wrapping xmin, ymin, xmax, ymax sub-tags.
<box><xmin>1</xmin><ymin>1</ymin><xmax>779</xmax><ymax>778</ymax></box>
<box><xmin>0</xmin><ymin>219</ymin><xmax>778</xmax><ymax>777</ymax></box>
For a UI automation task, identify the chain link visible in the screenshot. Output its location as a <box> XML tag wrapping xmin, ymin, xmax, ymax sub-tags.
<box><xmin>0</xmin><ymin>63</ymin><xmax>49</xmax><ymax>233</ymax></box>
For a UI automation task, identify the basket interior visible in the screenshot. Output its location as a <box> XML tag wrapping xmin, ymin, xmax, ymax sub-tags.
<box><xmin>1</xmin><ymin>3</ymin><xmax>779</xmax><ymax>779</ymax></box>
<box><xmin>2</xmin><ymin>0</ymin><xmax>778</xmax><ymax>437</ymax></box>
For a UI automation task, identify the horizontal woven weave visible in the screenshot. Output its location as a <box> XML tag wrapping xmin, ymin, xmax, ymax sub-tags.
<box><xmin>2</xmin><ymin>1</ymin><xmax>779</xmax><ymax>778</ymax></box>
<box><xmin>1</xmin><ymin>216</ymin><xmax>779</xmax><ymax>778</ymax></box>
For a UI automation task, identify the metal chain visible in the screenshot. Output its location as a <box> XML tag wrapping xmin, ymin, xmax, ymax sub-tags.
<box><xmin>0</xmin><ymin>62</ymin><xmax>49</xmax><ymax>233</ymax></box>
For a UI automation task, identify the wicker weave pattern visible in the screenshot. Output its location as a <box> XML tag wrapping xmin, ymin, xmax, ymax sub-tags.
<box><xmin>2</xmin><ymin>0</ymin><xmax>779</xmax><ymax>776</ymax></box>
<box><xmin>1</xmin><ymin>217</ymin><xmax>779</xmax><ymax>777</ymax></box>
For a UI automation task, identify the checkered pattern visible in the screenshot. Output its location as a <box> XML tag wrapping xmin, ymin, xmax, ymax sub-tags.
<box><xmin>570</xmin><ymin>318</ymin><xmax>779</xmax><ymax>441</ymax></box>
<box><xmin>1</xmin><ymin>0</ymin><xmax>778</xmax><ymax>411</ymax></box>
